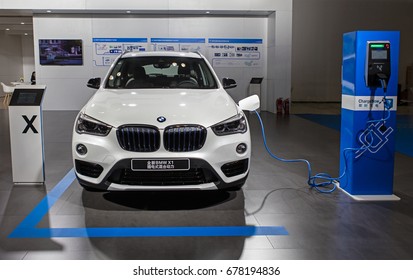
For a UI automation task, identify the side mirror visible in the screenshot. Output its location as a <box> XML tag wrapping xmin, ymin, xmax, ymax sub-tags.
<box><xmin>238</xmin><ymin>95</ymin><xmax>260</xmax><ymax>112</ymax></box>
<box><xmin>222</xmin><ymin>78</ymin><xmax>237</xmax><ymax>89</ymax></box>
<box><xmin>87</xmin><ymin>77</ymin><xmax>101</xmax><ymax>89</ymax></box>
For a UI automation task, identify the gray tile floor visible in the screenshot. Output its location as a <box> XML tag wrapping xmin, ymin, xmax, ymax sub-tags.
<box><xmin>1</xmin><ymin>108</ymin><xmax>413</xmax><ymax>260</ymax></box>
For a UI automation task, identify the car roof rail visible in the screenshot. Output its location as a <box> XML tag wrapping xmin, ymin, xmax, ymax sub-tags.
<box><xmin>192</xmin><ymin>50</ymin><xmax>203</xmax><ymax>57</ymax></box>
<box><xmin>122</xmin><ymin>49</ymin><xmax>131</xmax><ymax>56</ymax></box>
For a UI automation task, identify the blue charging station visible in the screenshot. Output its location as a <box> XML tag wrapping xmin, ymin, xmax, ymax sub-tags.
<box><xmin>340</xmin><ymin>31</ymin><xmax>400</xmax><ymax>200</ymax></box>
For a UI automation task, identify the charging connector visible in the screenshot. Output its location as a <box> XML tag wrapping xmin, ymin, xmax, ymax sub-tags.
<box><xmin>377</xmin><ymin>73</ymin><xmax>388</xmax><ymax>92</ymax></box>
<box><xmin>367</xmin><ymin>74</ymin><xmax>391</xmax><ymax>132</ymax></box>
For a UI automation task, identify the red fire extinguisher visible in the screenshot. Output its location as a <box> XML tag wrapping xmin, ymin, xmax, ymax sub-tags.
<box><xmin>276</xmin><ymin>98</ymin><xmax>283</xmax><ymax>115</ymax></box>
<box><xmin>283</xmin><ymin>98</ymin><xmax>290</xmax><ymax>115</ymax></box>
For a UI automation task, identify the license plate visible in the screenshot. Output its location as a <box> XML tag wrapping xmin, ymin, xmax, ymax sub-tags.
<box><xmin>131</xmin><ymin>159</ymin><xmax>190</xmax><ymax>171</ymax></box>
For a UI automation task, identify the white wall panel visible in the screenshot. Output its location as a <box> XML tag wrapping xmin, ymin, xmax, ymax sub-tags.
<box><xmin>169</xmin><ymin>0</ymin><xmax>247</xmax><ymax>11</ymax></box>
<box><xmin>250</xmin><ymin>0</ymin><xmax>292</xmax><ymax>11</ymax></box>
<box><xmin>265</xmin><ymin>78</ymin><xmax>275</xmax><ymax>111</ymax></box>
<box><xmin>91</xmin><ymin>17</ymin><xmax>170</xmax><ymax>37</ymax></box>
<box><xmin>33</xmin><ymin>16</ymin><xmax>94</xmax><ymax>110</ymax></box>
<box><xmin>1</xmin><ymin>0</ymin><xmax>85</xmax><ymax>9</ymax></box>
<box><xmin>1</xmin><ymin>0</ymin><xmax>291</xmax><ymax>12</ymax></box>
<box><xmin>267</xmin><ymin>12</ymin><xmax>276</xmax><ymax>48</ymax></box>
<box><xmin>85</xmin><ymin>0</ymin><xmax>169</xmax><ymax>10</ymax></box>
<box><xmin>262</xmin><ymin>10</ymin><xmax>292</xmax><ymax>113</ymax></box>
<box><xmin>275</xmin><ymin>11</ymin><xmax>292</xmax><ymax>47</ymax></box>
<box><xmin>34</xmin><ymin>17</ymin><xmax>93</xmax><ymax>80</ymax></box>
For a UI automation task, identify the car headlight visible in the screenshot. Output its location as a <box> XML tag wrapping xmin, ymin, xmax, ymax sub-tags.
<box><xmin>75</xmin><ymin>112</ymin><xmax>112</xmax><ymax>136</ymax></box>
<box><xmin>211</xmin><ymin>113</ymin><xmax>247</xmax><ymax>136</ymax></box>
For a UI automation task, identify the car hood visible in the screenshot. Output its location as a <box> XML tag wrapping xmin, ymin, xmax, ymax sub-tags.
<box><xmin>83</xmin><ymin>88</ymin><xmax>239</xmax><ymax>128</ymax></box>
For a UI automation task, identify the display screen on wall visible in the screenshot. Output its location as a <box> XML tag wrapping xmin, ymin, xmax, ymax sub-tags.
<box><xmin>39</xmin><ymin>39</ymin><xmax>83</xmax><ymax>65</ymax></box>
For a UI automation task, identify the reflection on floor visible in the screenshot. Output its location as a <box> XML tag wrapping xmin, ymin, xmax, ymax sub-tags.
<box><xmin>1</xmin><ymin>109</ymin><xmax>413</xmax><ymax>260</ymax></box>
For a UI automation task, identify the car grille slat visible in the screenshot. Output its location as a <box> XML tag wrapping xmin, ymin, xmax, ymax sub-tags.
<box><xmin>164</xmin><ymin>125</ymin><xmax>206</xmax><ymax>152</ymax></box>
<box><xmin>117</xmin><ymin>126</ymin><xmax>160</xmax><ymax>152</ymax></box>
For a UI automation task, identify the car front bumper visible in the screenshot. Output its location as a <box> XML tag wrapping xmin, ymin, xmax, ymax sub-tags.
<box><xmin>72</xmin><ymin>127</ymin><xmax>251</xmax><ymax>191</ymax></box>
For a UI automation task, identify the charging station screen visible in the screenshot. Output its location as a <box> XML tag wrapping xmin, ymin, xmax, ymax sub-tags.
<box><xmin>372</xmin><ymin>50</ymin><xmax>387</xmax><ymax>60</ymax></box>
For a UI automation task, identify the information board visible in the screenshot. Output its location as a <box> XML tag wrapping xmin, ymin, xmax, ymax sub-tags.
<box><xmin>208</xmin><ymin>38</ymin><xmax>263</xmax><ymax>68</ymax></box>
<box><xmin>150</xmin><ymin>38</ymin><xmax>206</xmax><ymax>54</ymax></box>
<box><xmin>93</xmin><ymin>38</ymin><xmax>148</xmax><ymax>66</ymax></box>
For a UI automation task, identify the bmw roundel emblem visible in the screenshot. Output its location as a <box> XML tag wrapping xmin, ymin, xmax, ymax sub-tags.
<box><xmin>157</xmin><ymin>116</ymin><xmax>166</xmax><ymax>123</ymax></box>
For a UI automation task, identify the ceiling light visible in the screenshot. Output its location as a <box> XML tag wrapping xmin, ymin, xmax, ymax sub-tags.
<box><xmin>20</xmin><ymin>22</ymin><xmax>25</xmax><ymax>25</ymax></box>
<box><xmin>46</xmin><ymin>10</ymin><xmax>52</xmax><ymax>13</ymax></box>
<box><xmin>206</xmin><ymin>11</ymin><xmax>210</xmax><ymax>14</ymax></box>
<box><xmin>126</xmin><ymin>10</ymin><xmax>131</xmax><ymax>14</ymax></box>
<box><xmin>24</xmin><ymin>33</ymin><xmax>28</xmax><ymax>36</ymax></box>
<box><xmin>6</xmin><ymin>28</ymin><xmax>10</xmax><ymax>31</ymax></box>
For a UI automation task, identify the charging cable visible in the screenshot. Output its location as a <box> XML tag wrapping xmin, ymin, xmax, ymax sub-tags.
<box><xmin>254</xmin><ymin>110</ymin><xmax>377</xmax><ymax>193</ymax></box>
<box><xmin>253</xmin><ymin>76</ymin><xmax>392</xmax><ymax>193</ymax></box>
<box><xmin>366</xmin><ymin>78</ymin><xmax>391</xmax><ymax>128</ymax></box>
<box><xmin>254</xmin><ymin>110</ymin><xmax>339</xmax><ymax>193</ymax></box>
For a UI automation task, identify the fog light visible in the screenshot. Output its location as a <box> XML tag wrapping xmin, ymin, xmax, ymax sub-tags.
<box><xmin>236</xmin><ymin>143</ymin><xmax>247</xmax><ymax>154</ymax></box>
<box><xmin>76</xmin><ymin>144</ymin><xmax>88</xmax><ymax>155</ymax></box>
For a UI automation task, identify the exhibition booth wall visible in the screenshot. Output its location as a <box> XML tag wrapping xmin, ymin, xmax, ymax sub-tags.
<box><xmin>0</xmin><ymin>0</ymin><xmax>292</xmax><ymax>112</ymax></box>
<box><xmin>33</xmin><ymin>16</ymin><xmax>267</xmax><ymax>111</ymax></box>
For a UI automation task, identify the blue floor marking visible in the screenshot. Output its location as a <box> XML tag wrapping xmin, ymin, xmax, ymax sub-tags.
<box><xmin>9</xmin><ymin>168</ymin><xmax>288</xmax><ymax>238</ymax></box>
<box><xmin>12</xmin><ymin>169</ymin><xmax>77</xmax><ymax>230</ymax></box>
<box><xmin>10</xmin><ymin>226</ymin><xmax>289</xmax><ymax>238</ymax></box>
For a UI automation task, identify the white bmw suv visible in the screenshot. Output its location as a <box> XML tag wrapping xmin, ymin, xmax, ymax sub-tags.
<box><xmin>72</xmin><ymin>51</ymin><xmax>259</xmax><ymax>191</ymax></box>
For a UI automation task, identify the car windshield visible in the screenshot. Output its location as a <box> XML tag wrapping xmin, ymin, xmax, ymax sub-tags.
<box><xmin>105</xmin><ymin>56</ymin><xmax>218</xmax><ymax>89</ymax></box>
